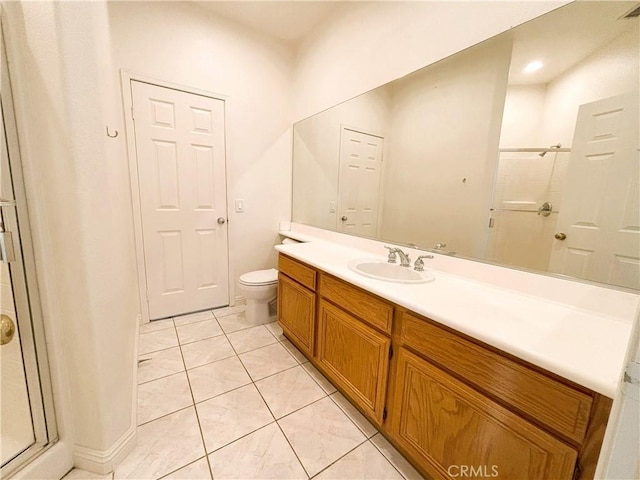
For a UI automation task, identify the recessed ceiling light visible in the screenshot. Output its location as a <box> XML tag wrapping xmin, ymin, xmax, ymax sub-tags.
<box><xmin>524</xmin><ymin>61</ymin><xmax>544</xmax><ymax>73</ymax></box>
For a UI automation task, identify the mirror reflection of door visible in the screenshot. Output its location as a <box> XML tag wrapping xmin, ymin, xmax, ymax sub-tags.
<box><xmin>337</xmin><ymin>126</ymin><xmax>384</xmax><ymax>237</ymax></box>
<box><xmin>548</xmin><ymin>93</ymin><xmax>639</xmax><ymax>289</ymax></box>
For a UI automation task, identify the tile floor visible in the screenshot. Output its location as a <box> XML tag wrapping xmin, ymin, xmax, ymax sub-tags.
<box><xmin>64</xmin><ymin>306</ymin><xmax>424</xmax><ymax>480</ymax></box>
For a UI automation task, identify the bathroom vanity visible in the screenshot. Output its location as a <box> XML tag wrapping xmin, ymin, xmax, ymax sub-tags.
<box><xmin>275</xmin><ymin>235</ymin><xmax>636</xmax><ymax>480</ymax></box>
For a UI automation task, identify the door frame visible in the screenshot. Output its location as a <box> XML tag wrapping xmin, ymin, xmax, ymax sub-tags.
<box><xmin>337</xmin><ymin>124</ymin><xmax>386</xmax><ymax>239</ymax></box>
<box><xmin>120</xmin><ymin>71</ymin><xmax>234</xmax><ymax>323</ymax></box>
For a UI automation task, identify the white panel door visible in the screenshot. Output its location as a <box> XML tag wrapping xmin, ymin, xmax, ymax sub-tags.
<box><xmin>548</xmin><ymin>93</ymin><xmax>639</xmax><ymax>289</ymax></box>
<box><xmin>337</xmin><ymin>127</ymin><xmax>384</xmax><ymax>237</ymax></box>
<box><xmin>132</xmin><ymin>81</ymin><xmax>229</xmax><ymax>319</ymax></box>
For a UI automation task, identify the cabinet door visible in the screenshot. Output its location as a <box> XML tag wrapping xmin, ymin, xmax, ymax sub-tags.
<box><xmin>316</xmin><ymin>299</ymin><xmax>390</xmax><ymax>425</ymax></box>
<box><xmin>277</xmin><ymin>273</ymin><xmax>315</xmax><ymax>356</ymax></box>
<box><xmin>389</xmin><ymin>348</ymin><xmax>577</xmax><ymax>480</ymax></box>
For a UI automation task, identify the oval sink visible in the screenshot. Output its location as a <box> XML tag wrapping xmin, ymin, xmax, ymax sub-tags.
<box><xmin>347</xmin><ymin>259</ymin><xmax>435</xmax><ymax>284</ymax></box>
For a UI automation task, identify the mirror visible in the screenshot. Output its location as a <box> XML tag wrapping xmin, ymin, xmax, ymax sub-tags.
<box><xmin>292</xmin><ymin>1</ymin><xmax>639</xmax><ymax>290</ymax></box>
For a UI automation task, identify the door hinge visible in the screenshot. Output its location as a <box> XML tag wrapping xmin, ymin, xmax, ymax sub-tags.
<box><xmin>382</xmin><ymin>407</ymin><xmax>388</xmax><ymax>422</ymax></box>
<box><xmin>0</xmin><ymin>231</ymin><xmax>16</xmax><ymax>263</ymax></box>
<box><xmin>488</xmin><ymin>217</ymin><xmax>495</xmax><ymax>228</ymax></box>
<box><xmin>388</xmin><ymin>345</ymin><xmax>393</xmax><ymax>360</ymax></box>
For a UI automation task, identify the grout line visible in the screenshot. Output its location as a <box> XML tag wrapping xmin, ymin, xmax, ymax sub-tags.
<box><xmin>156</xmin><ymin>455</ymin><xmax>208</xmax><ymax>479</ymax></box>
<box><xmin>308</xmin><ymin>438</ymin><xmax>369</xmax><ymax>479</ymax></box>
<box><xmin>326</xmin><ymin>391</ymin><xmax>376</xmax><ymax>439</ymax></box>
<box><xmin>174</xmin><ymin>322</ymin><xmax>216</xmax><ymax>480</ymax></box>
<box><xmin>175</xmin><ymin>330</ymin><xmax>226</xmax><ymax>347</ymax></box>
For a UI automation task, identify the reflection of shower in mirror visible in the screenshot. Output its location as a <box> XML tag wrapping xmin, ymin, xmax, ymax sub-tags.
<box><xmin>538</xmin><ymin>144</ymin><xmax>562</xmax><ymax>157</ymax></box>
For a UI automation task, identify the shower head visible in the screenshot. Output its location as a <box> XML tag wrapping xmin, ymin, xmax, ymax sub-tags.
<box><xmin>538</xmin><ymin>144</ymin><xmax>562</xmax><ymax>157</ymax></box>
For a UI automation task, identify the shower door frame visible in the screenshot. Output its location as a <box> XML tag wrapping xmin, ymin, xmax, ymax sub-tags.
<box><xmin>1</xmin><ymin>27</ymin><xmax>58</xmax><ymax>478</ymax></box>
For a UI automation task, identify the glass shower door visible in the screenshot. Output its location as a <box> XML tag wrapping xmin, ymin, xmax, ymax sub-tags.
<box><xmin>1</xmin><ymin>32</ymin><xmax>57</xmax><ymax>476</ymax></box>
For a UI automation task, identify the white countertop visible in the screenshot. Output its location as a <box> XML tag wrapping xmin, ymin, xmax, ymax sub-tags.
<box><xmin>275</xmin><ymin>239</ymin><xmax>637</xmax><ymax>398</ymax></box>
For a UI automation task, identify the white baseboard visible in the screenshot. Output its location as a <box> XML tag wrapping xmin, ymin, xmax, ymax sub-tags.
<box><xmin>72</xmin><ymin>425</ymin><xmax>137</xmax><ymax>475</ymax></box>
<box><xmin>72</xmin><ymin>315</ymin><xmax>139</xmax><ymax>474</ymax></box>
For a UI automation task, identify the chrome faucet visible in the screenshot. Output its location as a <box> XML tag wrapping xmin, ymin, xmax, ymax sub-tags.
<box><xmin>414</xmin><ymin>255</ymin><xmax>434</xmax><ymax>271</ymax></box>
<box><xmin>434</xmin><ymin>242</ymin><xmax>447</xmax><ymax>250</ymax></box>
<box><xmin>384</xmin><ymin>246</ymin><xmax>411</xmax><ymax>267</ymax></box>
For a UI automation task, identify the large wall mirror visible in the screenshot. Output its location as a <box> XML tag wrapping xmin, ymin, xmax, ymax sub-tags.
<box><xmin>292</xmin><ymin>1</ymin><xmax>639</xmax><ymax>291</ymax></box>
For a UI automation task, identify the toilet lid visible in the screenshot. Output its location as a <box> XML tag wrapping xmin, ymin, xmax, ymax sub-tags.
<box><xmin>239</xmin><ymin>268</ymin><xmax>278</xmax><ymax>286</ymax></box>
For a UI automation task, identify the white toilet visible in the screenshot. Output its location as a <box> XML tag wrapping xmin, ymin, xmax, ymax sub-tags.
<box><xmin>238</xmin><ymin>268</ymin><xmax>279</xmax><ymax>325</ymax></box>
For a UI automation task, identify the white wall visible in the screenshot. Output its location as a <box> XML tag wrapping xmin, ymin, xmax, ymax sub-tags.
<box><xmin>108</xmin><ymin>1</ymin><xmax>295</xmax><ymax>296</ymax></box>
<box><xmin>3</xmin><ymin>0</ymin><xmax>138</xmax><ymax>473</ymax></box>
<box><xmin>292</xmin><ymin>87</ymin><xmax>391</xmax><ymax>231</ymax></box>
<box><xmin>539</xmin><ymin>25</ymin><xmax>639</xmax><ymax>146</ymax></box>
<box><xmin>499</xmin><ymin>85</ymin><xmax>547</xmax><ymax>147</ymax></box>
<box><xmin>293</xmin><ymin>1</ymin><xmax>568</xmax><ymax>121</ymax></box>
<box><xmin>381</xmin><ymin>38</ymin><xmax>512</xmax><ymax>257</ymax></box>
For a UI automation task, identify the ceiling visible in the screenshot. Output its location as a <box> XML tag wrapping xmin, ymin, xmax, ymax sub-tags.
<box><xmin>192</xmin><ymin>1</ymin><xmax>637</xmax><ymax>85</ymax></box>
<box><xmin>194</xmin><ymin>1</ymin><xmax>342</xmax><ymax>43</ymax></box>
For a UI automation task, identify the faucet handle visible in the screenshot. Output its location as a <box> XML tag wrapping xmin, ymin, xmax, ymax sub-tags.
<box><xmin>384</xmin><ymin>246</ymin><xmax>397</xmax><ymax>264</ymax></box>
<box><xmin>414</xmin><ymin>254</ymin><xmax>434</xmax><ymax>271</ymax></box>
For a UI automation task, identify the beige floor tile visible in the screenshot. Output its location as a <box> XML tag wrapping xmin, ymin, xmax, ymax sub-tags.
<box><xmin>114</xmin><ymin>407</ymin><xmax>204</xmax><ymax>479</ymax></box>
<box><xmin>137</xmin><ymin>372</ymin><xmax>192</xmax><ymax>425</ymax></box>
<box><xmin>208</xmin><ymin>423</ymin><xmax>306</xmax><ymax>480</ymax></box>
<box><xmin>139</xmin><ymin>328</ymin><xmax>179</xmax><ymax>355</ymax></box>
<box><xmin>63</xmin><ymin>469</ymin><xmax>112</xmax><ymax>480</ymax></box>
<box><xmin>239</xmin><ymin>343</ymin><xmax>298</xmax><ymax>381</ymax></box>
<box><xmin>255</xmin><ymin>366</ymin><xmax>325</xmax><ymax>418</ymax></box>
<box><xmin>264</xmin><ymin>321</ymin><xmax>285</xmax><ymax>341</ymax></box>
<box><xmin>188</xmin><ymin>356</ymin><xmax>251</xmax><ymax>403</ymax></box>
<box><xmin>140</xmin><ymin>319</ymin><xmax>174</xmax><ymax>334</ymax></box>
<box><xmin>197</xmin><ymin>384</ymin><xmax>274</xmax><ymax>453</ymax></box>
<box><xmin>278</xmin><ymin>397</ymin><xmax>366</xmax><ymax>477</ymax></box>
<box><xmin>330</xmin><ymin>391</ymin><xmax>378</xmax><ymax>438</ymax></box>
<box><xmin>181</xmin><ymin>335</ymin><xmax>235</xmax><ymax>370</ymax></box>
<box><xmin>173</xmin><ymin>310</ymin><xmax>215</xmax><ymax>327</ymax></box>
<box><xmin>371</xmin><ymin>434</ymin><xmax>424</xmax><ymax>480</ymax></box>
<box><xmin>301</xmin><ymin>362</ymin><xmax>337</xmax><ymax>394</ymax></box>
<box><xmin>216</xmin><ymin>312</ymin><xmax>265</xmax><ymax>333</ymax></box>
<box><xmin>161</xmin><ymin>457</ymin><xmax>212</xmax><ymax>479</ymax></box>
<box><xmin>227</xmin><ymin>325</ymin><xmax>278</xmax><ymax>354</ymax></box>
<box><xmin>212</xmin><ymin>304</ymin><xmax>246</xmax><ymax>319</ymax></box>
<box><xmin>280</xmin><ymin>338</ymin><xmax>309</xmax><ymax>364</ymax></box>
<box><xmin>315</xmin><ymin>441</ymin><xmax>403</xmax><ymax>480</ymax></box>
<box><xmin>138</xmin><ymin>346</ymin><xmax>184</xmax><ymax>384</ymax></box>
<box><xmin>176</xmin><ymin>318</ymin><xmax>223</xmax><ymax>345</ymax></box>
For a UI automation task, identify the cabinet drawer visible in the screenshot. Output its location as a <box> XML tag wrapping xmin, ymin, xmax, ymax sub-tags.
<box><xmin>400</xmin><ymin>312</ymin><xmax>592</xmax><ymax>444</ymax></box>
<box><xmin>389</xmin><ymin>348</ymin><xmax>577</xmax><ymax>480</ymax></box>
<box><xmin>278</xmin><ymin>254</ymin><xmax>316</xmax><ymax>291</ymax></box>
<box><xmin>319</xmin><ymin>274</ymin><xmax>393</xmax><ymax>334</ymax></box>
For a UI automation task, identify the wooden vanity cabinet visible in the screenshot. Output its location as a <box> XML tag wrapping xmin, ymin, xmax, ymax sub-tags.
<box><xmin>277</xmin><ymin>255</ymin><xmax>316</xmax><ymax>356</ymax></box>
<box><xmin>388</xmin><ymin>347</ymin><xmax>578</xmax><ymax>480</ymax></box>
<box><xmin>275</xmin><ymin>254</ymin><xmax>612</xmax><ymax>480</ymax></box>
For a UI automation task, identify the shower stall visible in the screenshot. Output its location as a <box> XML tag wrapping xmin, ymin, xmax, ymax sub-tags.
<box><xmin>486</xmin><ymin>147</ymin><xmax>571</xmax><ymax>271</ymax></box>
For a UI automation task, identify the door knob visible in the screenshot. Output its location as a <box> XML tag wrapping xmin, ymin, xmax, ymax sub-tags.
<box><xmin>1</xmin><ymin>314</ymin><xmax>16</xmax><ymax>345</ymax></box>
<box><xmin>555</xmin><ymin>232</ymin><xmax>567</xmax><ymax>240</ymax></box>
<box><xmin>217</xmin><ymin>217</ymin><xmax>226</xmax><ymax>225</ymax></box>
<box><xmin>341</xmin><ymin>216</ymin><xmax>348</xmax><ymax>221</ymax></box>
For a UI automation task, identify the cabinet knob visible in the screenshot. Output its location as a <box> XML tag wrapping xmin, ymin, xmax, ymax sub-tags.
<box><xmin>555</xmin><ymin>232</ymin><xmax>567</xmax><ymax>240</ymax></box>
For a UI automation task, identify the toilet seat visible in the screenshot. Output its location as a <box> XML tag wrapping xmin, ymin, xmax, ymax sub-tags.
<box><xmin>239</xmin><ymin>268</ymin><xmax>278</xmax><ymax>286</ymax></box>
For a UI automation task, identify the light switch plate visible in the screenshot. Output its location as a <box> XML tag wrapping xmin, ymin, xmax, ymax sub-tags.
<box><xmin>235</xmin><ymin>199</ymin><xmax>245</xmax><ymax>213</ymax></box>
